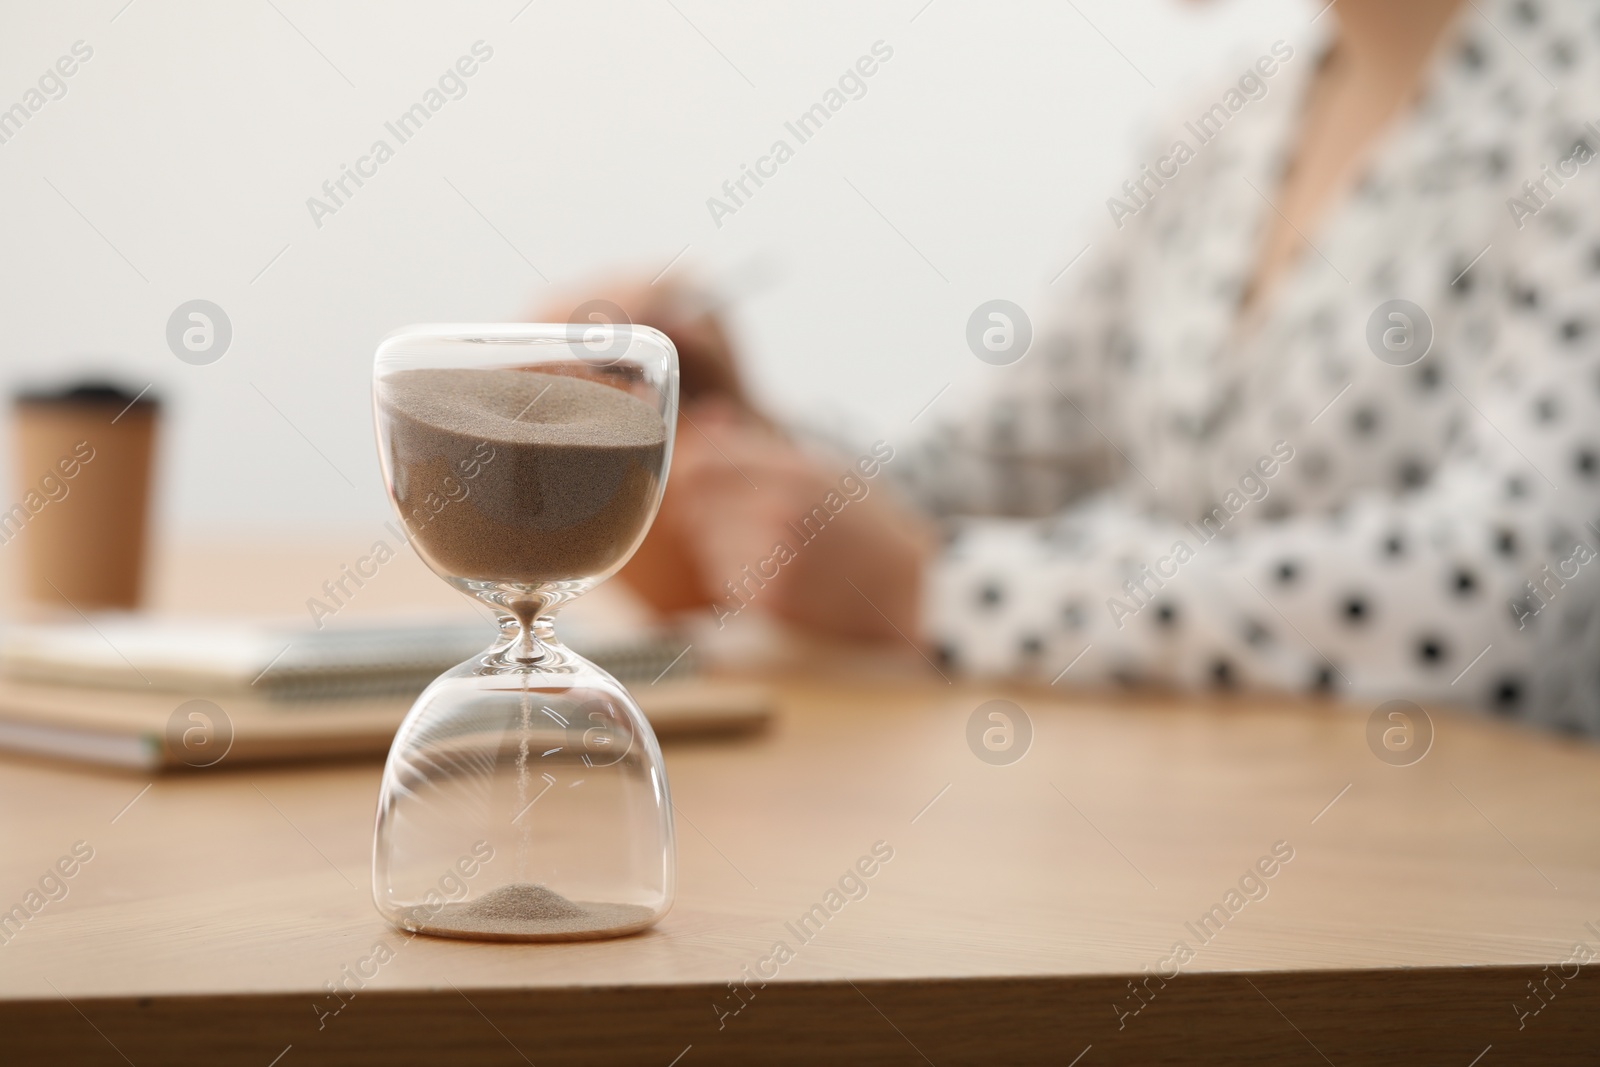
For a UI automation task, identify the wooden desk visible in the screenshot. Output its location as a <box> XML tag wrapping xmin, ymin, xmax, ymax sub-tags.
<box><xmin>1</xmin><ymin>544</ymin><xmax>1598</xmax><ymax>1064</ymax></box>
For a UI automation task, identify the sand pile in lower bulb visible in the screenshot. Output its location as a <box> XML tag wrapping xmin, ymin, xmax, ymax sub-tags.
<box><xmin>421</xmin><ymin>883</ymin><xmax>657</xmax><ymax>941</ymax></box>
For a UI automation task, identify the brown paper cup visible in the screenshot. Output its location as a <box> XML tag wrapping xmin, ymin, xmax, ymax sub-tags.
<box><xmin>11</xmin><ymin>384</ymin><xmax>159</xmax><ymax>611</ymax></box>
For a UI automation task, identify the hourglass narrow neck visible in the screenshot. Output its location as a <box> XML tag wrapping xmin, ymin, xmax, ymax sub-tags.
<box><xmin>499</xmin><ymin>610</ymin><xmax>557</xmax><ymax>665</ymax></box>
<box><xmin>447</xmin><ymin>580</ymin><xmax>590</xmax><ymax>670</ymax></box>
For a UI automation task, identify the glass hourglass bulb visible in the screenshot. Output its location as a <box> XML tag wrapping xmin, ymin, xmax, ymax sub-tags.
<box><xmin>369</xmin><ymin>323</ymin><xmax>677</xmax><ymax>941</ymax></box>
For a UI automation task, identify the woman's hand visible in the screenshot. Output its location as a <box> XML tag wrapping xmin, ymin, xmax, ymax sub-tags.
<box><xmin>534</xmin><ymin>276</ymin><xmax>934</xmax><ymax>641</ymax></box>
<box><xmin>659</xmin><ymin>405</ymin><xmax>936</xmax><ymax>643</ymax></box>
<box><xmin>535</xmin><ymin>277</ymin><xmax>758</xmax><ymax>612</ymax></box>
<box><xmin>534</xmin><ymin>278</ymin><xmax>755</xmax><ymax>412</ymax></box>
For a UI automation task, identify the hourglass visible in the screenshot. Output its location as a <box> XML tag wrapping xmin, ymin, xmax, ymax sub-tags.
<box><xmin>370</xmin><ymin>323</ymin><xmax>677</xmax><ymax>941</ymax></box>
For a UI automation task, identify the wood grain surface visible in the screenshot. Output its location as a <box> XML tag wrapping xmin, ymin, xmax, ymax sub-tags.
<box><xmin>0</xmin><ymin>541</ymin><xmax>1595</xmax><ymax>1064</ymax></box>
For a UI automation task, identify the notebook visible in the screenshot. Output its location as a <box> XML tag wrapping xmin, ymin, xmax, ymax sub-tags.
<box><xmin>0</xmin><ymin>618</ymin><xmax>699</xmax><ymax>698</ymax></box>
<box><xmin>0</xmin><ymin>618</ymin><xmax>771</xmax><ymax>771</ymax></box>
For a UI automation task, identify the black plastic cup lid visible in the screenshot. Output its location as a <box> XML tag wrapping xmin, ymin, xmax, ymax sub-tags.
<box><xmin>15</xmin><ymin>381</ymin><xmax>160</xmax><ymax>408</ymax></box>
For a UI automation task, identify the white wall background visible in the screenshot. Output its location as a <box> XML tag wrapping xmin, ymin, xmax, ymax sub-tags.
<box><xmin>0</xmin><ymin>0</ymin><xmax>1307</xmax><ymax>539</ymax></box>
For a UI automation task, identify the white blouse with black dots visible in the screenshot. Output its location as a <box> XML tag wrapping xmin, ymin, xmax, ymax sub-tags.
<box><xmin>902</xmin><ymin>0</ymin><xmax>1600</xmax><ymax>733</ymax></box>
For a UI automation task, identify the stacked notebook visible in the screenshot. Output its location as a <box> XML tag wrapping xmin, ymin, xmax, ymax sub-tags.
<box><xmin>0</xmin><ymin>618</ymin><xmax>770</xmax><ymax>770</ymax></box>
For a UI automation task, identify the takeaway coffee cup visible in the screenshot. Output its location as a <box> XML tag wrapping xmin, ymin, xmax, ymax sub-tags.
<box><xmin>11</xmin><ymin>382</ymin><xmax>159</xmax><ymax>610</ymax></box>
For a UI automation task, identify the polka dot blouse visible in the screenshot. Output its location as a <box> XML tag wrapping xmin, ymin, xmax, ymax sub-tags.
<box><xmin>904</xmin><ymin>0</ymin><xmax>1600</xmax><ymax>733</ymax></box>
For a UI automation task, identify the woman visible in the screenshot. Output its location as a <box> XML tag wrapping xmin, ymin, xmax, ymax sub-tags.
<box><xmin>569</xmin><ymin>0</ymin><xmax>1600</xmax><ymax>732</ymax></box>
